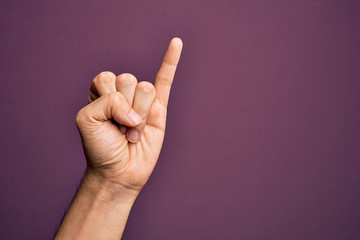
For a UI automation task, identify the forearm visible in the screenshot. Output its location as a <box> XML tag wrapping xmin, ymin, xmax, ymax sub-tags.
<box><xmin>55</xmin><ymin>168</ymin><xmax>139</xmax><ymax>240</ymax></box>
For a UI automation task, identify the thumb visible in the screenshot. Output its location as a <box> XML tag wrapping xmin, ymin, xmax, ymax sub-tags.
<box><xmin>76</xmin><ymin>92</ymin><xmax>143</xmax><ymax>128</ymax></box>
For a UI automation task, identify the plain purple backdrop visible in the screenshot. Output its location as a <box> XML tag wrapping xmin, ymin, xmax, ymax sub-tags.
<box><xmin>1</xmin><ymin>0</ymin><xmax>360</xmax><ymax>239</ymax></box>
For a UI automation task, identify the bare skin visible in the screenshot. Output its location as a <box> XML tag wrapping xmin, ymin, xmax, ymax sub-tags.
<box><xmin>55</xmin><ymin>38</ymin><xmax>183</xmax><ymax>240</ymax></box>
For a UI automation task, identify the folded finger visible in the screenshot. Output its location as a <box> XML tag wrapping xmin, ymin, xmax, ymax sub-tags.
<box><xmin>126</xmin><ymin>81</ymin><xmax>156</xmax><ymax>143</ymax></box>
<box><xmin>89</xmin><ymin>71</ymin><xmax>117</xmax><ymax>103</ymax></box>
<box><xmin>115</xmin><ymin>73</ymin><xmax>138</xmax><ymax>105</ymax></box>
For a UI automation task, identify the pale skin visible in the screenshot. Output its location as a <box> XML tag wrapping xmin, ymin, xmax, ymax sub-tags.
<box><xmin>54</xmin><ymin>38</ymin><xmax>183</xmax><ymax>240</ymax></box>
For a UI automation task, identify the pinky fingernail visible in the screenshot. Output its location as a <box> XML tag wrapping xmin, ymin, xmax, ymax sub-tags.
<box><xmin>127</xmin><ymin>129</ymin><xmax>139</xmax><ymax>143</ymax></box>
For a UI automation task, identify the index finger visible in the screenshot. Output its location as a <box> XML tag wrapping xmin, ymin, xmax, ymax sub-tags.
<box><xmin>154</xmin><ymin>37</ymin><xmax>183</xmax><ymax>107</ymax></box>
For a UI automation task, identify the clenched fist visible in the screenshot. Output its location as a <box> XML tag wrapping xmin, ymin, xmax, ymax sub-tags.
<box><xmin>75</xmin><ymin>38</ymin><xmax>183</xmax><ymax>193</ymax></box>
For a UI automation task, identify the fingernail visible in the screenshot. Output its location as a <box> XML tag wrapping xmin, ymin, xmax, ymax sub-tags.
<box><xmin>128</xmin><ymin>109</ymin><xmax>142</xmax><ymax>124</ymax></box>
<box><xmin>127</xmin><ymin>129</ymin><xmax>139</xmax><ymax>143</ymax></box>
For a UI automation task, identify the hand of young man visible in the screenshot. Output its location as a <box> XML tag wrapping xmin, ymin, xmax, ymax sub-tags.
<box><xmin>55</xmin><ymin>38</ymin><xmax>183</xmax><ymax>240</ymax></box>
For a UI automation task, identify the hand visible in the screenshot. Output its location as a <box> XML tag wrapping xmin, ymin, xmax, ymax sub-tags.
<box><xmin>75</xmin><ymin>38</ymin><xmax>183</xmax><ymax>195</ymax></box>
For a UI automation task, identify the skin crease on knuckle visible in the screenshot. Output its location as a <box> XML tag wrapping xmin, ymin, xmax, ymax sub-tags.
<box><xmin>107</xmin><ymin>92</ymin><xmax>126</xmax><ymax>107</ymax></box>
<box><xmin>155</xmin><ymin>74</ymin><xmax>172</xmax><ymax>87</ymax></box>
<box><xmin>137</xmin><ymin>81</ymin><xmax>156</xmax><ymax>95</ymax></box>
<box><xmin>76</xmin><ymin>107</ymin><xmax>99</xmax><ymax>130</ymax></box>
<box><xmin>75</xmin><ymin>108</ymin><xmax>86</xmax><ymax>127</ymax></box>
<box><xmin>96</xmin><ymin>71</ymin><xmax>116</xmax><ymax>83</ymax></box>
<box><xmin>117</xmin><ymin>73</ymin><xmax>138</xmax><ymax>87</ymax></box>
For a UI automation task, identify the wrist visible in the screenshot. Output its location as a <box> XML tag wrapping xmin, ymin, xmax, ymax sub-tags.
<box><xmin>55</xmin><ymin>168</ymin><xmax>138</xmax><ymax>239</ymax></box>
<box><xmin>83</xmin><ymin>167</ymin><xmax>139</xmax><ymax>205</ymax></box>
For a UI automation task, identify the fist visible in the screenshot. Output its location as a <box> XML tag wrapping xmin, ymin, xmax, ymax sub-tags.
<box><xmin>75</xmin><ymin>38</ymin><xmax>183</xmax><ymax>193</ymax></box>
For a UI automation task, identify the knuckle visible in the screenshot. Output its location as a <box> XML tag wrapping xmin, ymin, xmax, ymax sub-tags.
<box><xmin>108</xmin><ymin>92</ymin><xmax>125</xmax><ymax>105</ymax></box>
<box><xmin>75</xmin><ymin>108</ymin><xmax>86</xmax><ymax>126</ymax></box>
<box><xmin>116</xmin><ymin>73</ymin><xmax>137</xmax><ymax>87</ymax></box>
<box><xmin>94</xmin><ymin>71</ymin><xmax>116</xmax><ymax>83</ymax></box>
<box><xmin>137</xmin><ymin>81</ymin><xmax>155</xmax><ymax>94</ymax></box>
<box><xmin>156</xmin><ymin>74</ymin><xmax>172</xmax><ymax>87</ymax></box>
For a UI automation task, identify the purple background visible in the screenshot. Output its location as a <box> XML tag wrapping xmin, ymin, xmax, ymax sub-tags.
<box><xmin>1</xmin><ymin>0</ymin><xmax>360</xmax><ymax>239</ymax></box>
